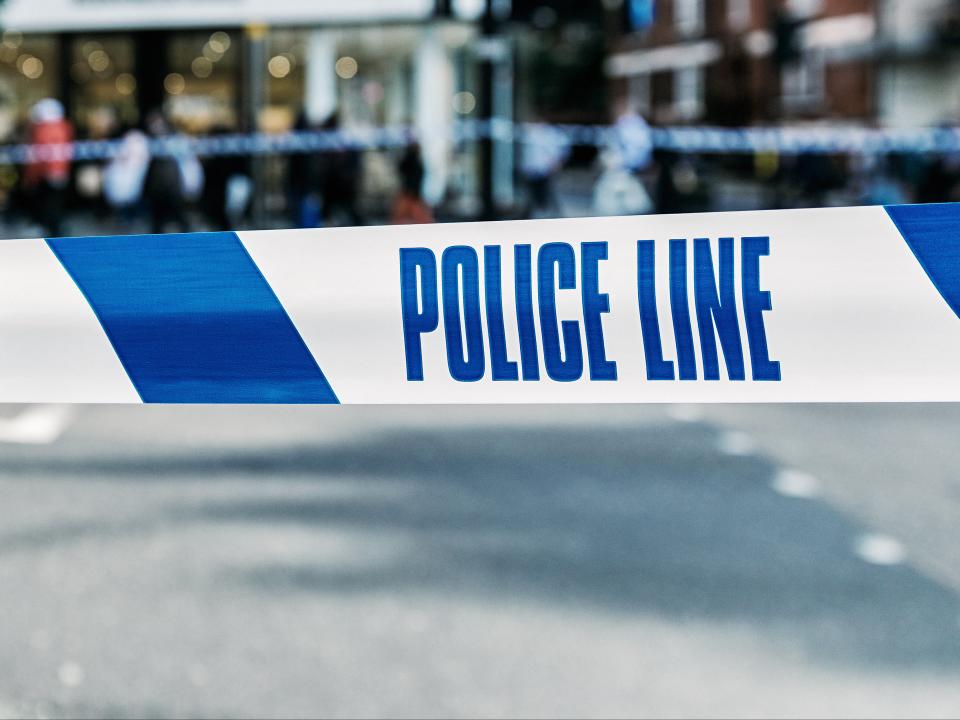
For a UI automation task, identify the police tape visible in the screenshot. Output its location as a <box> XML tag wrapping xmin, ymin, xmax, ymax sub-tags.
<box><xmin>2</xmin><ymin>202</ymin><xmax>959</xmax><ymax>404</ymax></box>
<box><xmin>3</xmin><ymin>121</ymin><xmax>960</xmax><ymax>164</ymax></box>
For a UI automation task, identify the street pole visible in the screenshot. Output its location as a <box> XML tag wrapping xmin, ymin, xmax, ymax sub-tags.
<box><xmin>492</xmin><ymin>36</ymin><xmax>514</xmax><ymax>210</ymax></box>
<box><xmin>478</xmin><ymin>1</ymin><xmax>495</xmax><ymax>220</ymax></box>
<box><xmin>245</xmin><ymin>23</ymin><xmax>268</xmax><ymax>228</ymax></box>
<box><xmin>477</xmin><ymin>0</ymin><xmax>511</xmax><ymax>220</ymax></box>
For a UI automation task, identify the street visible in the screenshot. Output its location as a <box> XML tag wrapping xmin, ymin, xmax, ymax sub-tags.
<box><xmin>0</xmin><ymin>404</ymin><xmax>958</xmax><ymax>718</ymax></box>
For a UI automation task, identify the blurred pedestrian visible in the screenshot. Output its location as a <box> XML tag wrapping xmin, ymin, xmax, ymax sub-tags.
<box><xmin>592</xmin><ymin>149</ymin><xmax>653</xmax><ymax>217</ymax></box>
<box><xmin>287</xmin><ymin>111</ymin><xmax>322</xmax><ymax>228</ymax></box>
<box><xmin>390</xmin><ymin>142</ymin><xmax>434</xmax><ymax>225</ymax></box>
<box><xmin>204</xmin><ymin>126</ymin><xmax>251</xmax><ymax>231</ymax></box>
<box><xmin>319</xmin><ymin>113</ymin><xmax>363</xmax><ymax>227</ymax></box>
<box><xmin>23</xmin><ymin>98</ymin><xmax>73</xmax><ymax>237</ymax></box>
<box><xmin>225</xmin><ymin>172</ymin><xmax>254</xmax><ymax>230</ymax></box>
<box><xmin>917</xmin><ymin>154</ymin><xmax>960</xmax><ymax>204</ymax></box>
<box><xmin>143</xmin><ymin>111</ymin><xmax>198</xmax><ymax>234</ymax></box>
<box><xmin>792</xmin><ymin>151</ymin><xmax>843</xmax><ymax>207</ymax></box>
<box><xmin>654</xmin><ymin>149</ymin><xmax>708</xmax><ymax>214</ymax></box>
<box><xmin>858</xmin><ymin>156</ymin><xmax>908</xmax><ymax>207</ymax></box>
<box><xmin>612</xmin><ymin>106</ymin><xmax>653</xmax><ymax>176</ymax></box>
<box><xmin>102</xmin><ymin>128</ymin><xmax>150</xmax><ymax>226</ymax></box>
<box><xmin>520</xmin><ymin>120</ymin><xmax>569</xmax><ymax>219</ymax></box>
<box><xmin>654</xmin><ymin>149</ymin><xmax>681</xmax><ymax>214</ymax></box>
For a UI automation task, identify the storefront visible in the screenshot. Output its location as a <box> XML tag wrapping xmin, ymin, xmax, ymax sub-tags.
<box><xmin>0</xmin><ymin>32</ymin><xmax>60</xmax><ymax>139</ymax></box>
<box><xmin>0</xmin><ymin>0</ymin><xmax>484</xmax><ymax>207</ymax></box>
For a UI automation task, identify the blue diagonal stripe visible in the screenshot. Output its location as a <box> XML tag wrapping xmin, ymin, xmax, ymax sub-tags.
<box><xmin>47</xmin><ymin>232</ymin><xmax>338</xmax><ymax>404</ymax></box>
<box><xmin>885</xmin><ymin>203</ymin><xmax>960</xmax><ymax>322</ymax></box>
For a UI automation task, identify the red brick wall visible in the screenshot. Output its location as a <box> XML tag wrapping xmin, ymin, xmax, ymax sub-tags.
<box><xmin>825</xmin><ymin>61</ymin><xmax>873</xmax><ymax>117</ymax></box>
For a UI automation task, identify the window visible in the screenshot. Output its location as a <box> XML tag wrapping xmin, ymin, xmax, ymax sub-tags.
<box><xmin>786</xmin><ymin>0</ymin><xmax>822</xmax><ymax>20</ymax></box>
<box><xmin>781</xmin><ymin>50</ymin><xmax>825</xmax><ymax>113</ymax></box>
<box><xmin>628</xmin><ymin>73</ymin><xmax>652</xmax><ymax>116</ymax></box>
<box><xmin>166</xmin><ymin>31</ymin><xmax>240</xmax><ymax>132</ymax></box>
<box><xmin>674</xmin><ymin>0</ymin><xmax>705</xmax><ymax>37</ymax></box>
<box><xmin>673</xmin><ymin>65</ymin><xmax>703</xmax><ymax>119</ymax></box>
<box><xmin>69</xmin><ymin>36</ymin><xmax>137</xmax><ymax>136</ymax></box>
<box><xmin>0</xmin><ymin>33</ymin><xmax>60</xmax><ymax>140</ymax></box>
<box><xmin>266</xmin><ymin>29</ymin><xmax>309</xmax><ymax>132</ymax></box>
<box><xmin>727</xmin><ymin>0</ymin><xmax>752</xmax><ymax>32</ymax></box>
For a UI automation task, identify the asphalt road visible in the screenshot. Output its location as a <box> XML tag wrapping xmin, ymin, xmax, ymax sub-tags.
<box><xmin>0</xmin><ymin>404</ymin><xmax>958</xmax><ymax>719</ymax></box>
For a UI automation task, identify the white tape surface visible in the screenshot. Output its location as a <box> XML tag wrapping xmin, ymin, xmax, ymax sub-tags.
<box><xmin>4</xmin><ymin>203</ymin><xmax>960</xmax><ymax>403</ymax></box>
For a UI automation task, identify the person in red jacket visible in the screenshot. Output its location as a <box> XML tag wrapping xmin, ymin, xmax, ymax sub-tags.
<box><xmin>390</xmin><ymin>142</ymin><xmax>434</xmax><ymax>225</ymax></box>
<box><xmin>24</xmin><ymin>98</ymin><xmax>73</xmax><ymax>237</ymax></box>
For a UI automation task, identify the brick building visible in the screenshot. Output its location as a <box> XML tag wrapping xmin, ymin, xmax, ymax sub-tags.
<box><xmin>603</xmin><ymin>0</ymin><xmax>925</xmax><ymax>126</ymax></box>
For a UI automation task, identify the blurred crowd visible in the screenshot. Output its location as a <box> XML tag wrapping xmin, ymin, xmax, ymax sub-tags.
<box><xmin>521</xmin><ymin>107</ymin><xmax>960</xmax><ymax>218</ymax></box>
<box><xmin>7</xmin><ymin>96</ymin><xmax>960</xmax><ymax>238</ymax></box>
<box><xmin>7</xmin><ymin>98</ymin><xmax>438</xmax><ymax>237</ymax></box>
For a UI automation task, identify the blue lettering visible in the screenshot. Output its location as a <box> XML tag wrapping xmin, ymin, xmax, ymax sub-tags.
<box><xmin>670</xmin><ymin>239</ymin><xmax>697</xmax><ymax>380</ymax></box>
<box><xmin>484</xmin><ymin>246</ymin><xmax>520</xmax><ymax>381</ymax></box>
<box><xmin>441</xmin><ymin>246</ymin><xmax>485</xmax><ymax>382</ymax></box>
<box><xmin>637</xmin><ymin>240</ymin><xmax>674</xmax><ymax>380</ymax></box>
<box><xmin>693</xmin><ymin>238</ymin><xmax>745</xmax><ymax>381</ymax></box>
<box><xmin>399</xmin><ymin>248</ymin><xmax>438</xmax><ymax>381</ymax></box>
<box><xmin>581</xmin><ymin>242</ymin><xmax>617</xmax><ymax>381</ymax></box>
<box><xmin>515</xmin><ymin>244</ymin><xmax>541</xmax><ymax>381</ymax></box>
<box><xmin>538</xmin><ymin>242</ymin><xmax>583</xmax><ymax>382</ymax></box>
<box><xmin>742</xmin><ymin>236</ymin><xmax>781</xmax><ymax>381</ymax></box>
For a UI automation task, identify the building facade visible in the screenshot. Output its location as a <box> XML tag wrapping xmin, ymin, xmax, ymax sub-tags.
<box><xmin>603</xmin><ymin>0</ymin><xmax>960</xmax><ymax>128</ymax></box>
<box><xmin>875</xmin><ymin>0</ymin><xmax>960</xmax><ymax>127</ymax></box>
<box><xmin>0</xmin><ymin>0</ymin><xmax>489</xmax><ymax>205</ymax></box>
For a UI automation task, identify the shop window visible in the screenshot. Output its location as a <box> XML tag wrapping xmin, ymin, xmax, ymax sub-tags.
<box><xmin>165</xmin><ymin>31</ymin><xmax>239</xmax><ymax>132</ymax></box>
<box><xmin>333</xmin><ymin>25</ymin><xmax>423</xmax><ymax>129</ymax></box>
<box><xmin>0</xmin><ymin>32</ymin><xmax>59</xmax><ymax>141</ymax></box>
<box><xmin>673</xmin><ymin>65</ymin><xmax>703</xmax><ymax>120</ymax></box>
<box><xmin>266</xmin><ymin>29</ymin><xmax>308</xmax><ymax>132</ymax></box>
<box><xmin>70</xmin><ymin>36</ymin><xmax>137</xmax><ymax>137</ymax></box>
<box><xmin>262</xmin><ymin>26</ymin><xmax>423</xmax><ymax>133</ymax></box>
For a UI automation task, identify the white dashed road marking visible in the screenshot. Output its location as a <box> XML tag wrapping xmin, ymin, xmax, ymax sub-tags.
<box><xmin>666</xmin><ymin>404</ymin><xmax>704</xmax><ymax>423</ymax></box>
<box><xmin>854</xmin><ymin>534</ymin><xmax>907</xmax><ymax>566</ymax></box>
<box><xmin>716</xmin><ymin>430</ymin><xmax>756</xmax><ymax>457</ymax></box>
<box><xmin>0</xmin><ymin>405</ymin><xmax>75</xmax><ymax>445</ymax></box>
<box><xmin>57</xmin><ymin>661</ymin><xmax>85</xmax><ymax>688</ymax></box>
<box><xmin>189</xmin><ymin>663</ymin><xmax>210</xmax><ymax>688</ymax></box>
<box><xmin>771</xmin><ymin>469</ymin><xmax>821</xmax><ymax>499</ymax></box>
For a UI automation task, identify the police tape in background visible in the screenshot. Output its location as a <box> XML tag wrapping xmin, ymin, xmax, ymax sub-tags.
<box><xmin>4</xmin><ymin>122</ymin><xmax>960</xmax><ymax>164</ymax></box>
<box><xmin>1</xmin><ymin>203</ymin><xmax>959</xmax><ymax>403</ymax></box>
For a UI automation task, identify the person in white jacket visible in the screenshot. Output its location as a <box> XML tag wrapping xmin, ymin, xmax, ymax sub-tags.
<box><xmin>103</xmin><ymin>128</ymin><xmax>150</xmax><ymax>223</ymax></box>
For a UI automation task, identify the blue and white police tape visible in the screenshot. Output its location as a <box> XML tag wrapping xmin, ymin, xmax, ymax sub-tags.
<box><xmin>3</xmin><ymin>202</ymin><xmax>960</xmax><ymax>403</ymax></box>
<box><xmin>3</xmin><ymin>121</ymin><xmax>960</xmax><ymax>165</ymax></box>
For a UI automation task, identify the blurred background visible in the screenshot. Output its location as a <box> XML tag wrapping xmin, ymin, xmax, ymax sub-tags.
<box><xmin>0</xmin><ymin>0</ymin><xmax>958</xmax><ymax>236</ymax></box>
<box><xmin>2</xmin><ymin>1</ymin><xmax>960</xmax><ymax>718</ymax></box>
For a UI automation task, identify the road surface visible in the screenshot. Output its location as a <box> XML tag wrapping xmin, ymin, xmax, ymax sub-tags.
<box><xmin>0</xmin><ymin>403</ymin><xmax>958</xmax><ymax>718</ymax></box>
